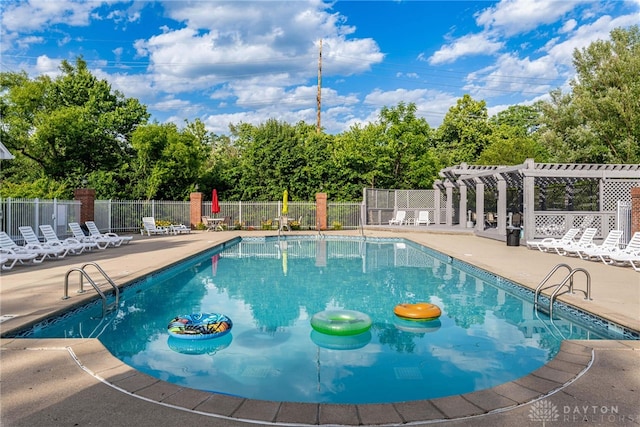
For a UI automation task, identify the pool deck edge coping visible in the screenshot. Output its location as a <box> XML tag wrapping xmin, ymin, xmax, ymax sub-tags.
<box><xmin>4</xmin><ymin>337</ymin><xmax>637</xmax><ymax>426</ymax></box>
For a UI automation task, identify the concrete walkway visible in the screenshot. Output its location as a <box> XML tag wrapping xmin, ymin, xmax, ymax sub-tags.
<box><xmin>1</xmin><ymin>229</ymin><xmax>639</xmax><ymax>426</ymax></box>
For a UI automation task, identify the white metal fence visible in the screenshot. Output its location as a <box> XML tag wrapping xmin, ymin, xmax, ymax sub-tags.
<box><xmin>1</xmin><ymin>198</ymin><xmax>362</xmax><ymax>242</ymax></box>
<box><xmin>1</xmin><ymin>198</ymin><xmax>82</xmax><ymax>242</ymax></box>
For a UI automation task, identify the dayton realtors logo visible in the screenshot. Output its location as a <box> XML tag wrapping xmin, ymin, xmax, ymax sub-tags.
<box><xmin>528</xmin><ymin>400</ymin><xmax>559</xmax><ymax>426</ymax></box>
<box><xmin>529</xmin><ymin>399</ymin><xmax>638</xmax><ymax>424</ymax></box>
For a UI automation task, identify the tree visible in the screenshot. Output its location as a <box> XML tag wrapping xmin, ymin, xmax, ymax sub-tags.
<box><xmin>535</xmin><ymin>90</ymin><xmax>601</xmax><ymax>162</ymax></box>
<box><xmin>130</xmin><ymin>123</ymin><xmax>206</xmax><ymax>200</ymax></box>
<box><xmin>0</xmin><ymin>57</ymin><xmax>149</xmax><ymax>192</ymax></box>
<box><xmin>435</xmin><ymin>94</ymin><xmax>491</xmax><ymax>165</ymax></box>
<box><xmin>478</xmin><ymin>105</ymin><xmax>548</xmax><ymax>165</ymax></box>
<box><xmin>377</xmin><ymin>102</ymin><xmax>434</xmax><ymax>189</ymax></box>
<box><xmin>535</xmin><ymin>26</ymin><xmax>640</xmax><ymax>163</ymax></box>
<box><xmin>570</xmin><ymin>25</ymin><xmax>640</xmax><ymax>163</ymax></box>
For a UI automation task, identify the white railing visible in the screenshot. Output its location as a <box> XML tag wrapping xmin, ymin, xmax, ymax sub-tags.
<box><xmin>1</xmin><ymin>198</ymin><xmax>362</xmax><ymax>241</ymax></box>
<box><xmin>1</xmin><ymin>198</ymin><xmax>81</xmax><ymax>243</ymax></box>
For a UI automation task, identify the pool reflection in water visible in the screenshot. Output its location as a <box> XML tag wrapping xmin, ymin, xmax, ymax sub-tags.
<box><xmin>22</xmin><ymin>237</ymin><xmax>616</xmax><ymax>404</ymax></box>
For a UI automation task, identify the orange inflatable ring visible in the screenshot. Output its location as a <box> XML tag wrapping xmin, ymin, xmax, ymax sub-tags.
<box><xmin>394</xmin><ymin>303</ymin><xmax>441</xmax><ymax>321</ymax></box>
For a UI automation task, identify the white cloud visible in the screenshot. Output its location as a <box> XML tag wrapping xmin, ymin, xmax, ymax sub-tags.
<box><xmin>426</xmin><ymin>33</ymin><xmax>504</xmax><ymax>65</ymax></box>
<box><xmin>559</xmin><ymin>19</ymin><xmax>578</xmax><ymax>34</ymax></box>
<box><xmin>34</xmin><ymin>55</ymin><xmax>61</xmax><ymax>77</ymax></box>
<box><xmin>543</xmin><ymin>13</ymin><xmax>640</xmax><ymax>68</ymax></box>
<box><xmin>464</xmin><ymin>53</ymin><xmax>558</xmax><ymax>99</ymax></box>
<box><xmin>474</xmin><ymin>0</ymin><xmax>583</xmax><ymax>36</ymax></box>
<box><xmin>1</xmin><ymin>0</ymin><xmax>98</xmax><ymax>32</ymax></box>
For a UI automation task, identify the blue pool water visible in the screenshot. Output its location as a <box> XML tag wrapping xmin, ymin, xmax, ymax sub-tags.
<box><xmin>17</xmin><ymin>236</ymin><xmax>629</xmax><ymax>404</ymax></box>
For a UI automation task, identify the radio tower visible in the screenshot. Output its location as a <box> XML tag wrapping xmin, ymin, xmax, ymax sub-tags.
<box><xmin>316</xmin><ymin>39</ymin><xmax>322</xmax><ymax>134</ymax></box>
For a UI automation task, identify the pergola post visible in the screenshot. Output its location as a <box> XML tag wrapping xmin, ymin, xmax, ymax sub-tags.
<box><xmin>445</xmin><ymin>181</ymin><xmax>454</xmax><ymax>226</ymax></box>
<box><xmin>523</xmin><ymin>175</ymin><xmax>535</xmax><ymax>242</ymax></box>
<box><xmin>434</xmin><ymin>186</ymin><xmax>442</xmax><ymax>225</ymax></box>
<box><xmin>475</xmin><ymin>178</ymin><xmax>485</xmax><ymax>232</ymax></box>
<box><xmin>497</xmin><ymin>175</ymin><xmax>507</xmax><ymax>236</ymax></box>
<box><xmin>458</xmin><ymin>180</ymin><xmax>468</xmax><ymax>228</ymax></box>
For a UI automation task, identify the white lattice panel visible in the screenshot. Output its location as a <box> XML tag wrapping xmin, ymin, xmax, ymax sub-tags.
<box><xmin>602</xmin><ymin>179</ymin><xmax>640</xmax><ymax>210</ymax></box>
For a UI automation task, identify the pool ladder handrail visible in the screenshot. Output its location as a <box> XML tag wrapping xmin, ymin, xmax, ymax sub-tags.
<box><xmin>63</xmin><ymin>262</ymin><xmax>120</xmax><ymax>316</ymax></box>
<box><xmin>534</xmin><ymin>263</ymin><xmax>591</xmax><ymax>318</ymax></box>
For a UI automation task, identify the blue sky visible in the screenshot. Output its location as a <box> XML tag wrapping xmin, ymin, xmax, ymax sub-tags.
<box><xmin>1</xmin><ymin>1</ymin><xmax>639</xmax><ymax>135</ymax></box>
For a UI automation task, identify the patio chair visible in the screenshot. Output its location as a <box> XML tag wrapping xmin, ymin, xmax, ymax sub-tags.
<box><xmin>485</xmin><ymin>212</ymin><xmax>497</xmax><ymax>228</ymax></box>
<box><xmin>169</xmin><ymin>224</ymin><xmax>191</xmax><ymax>235</ymax></box>
<box><xmin>18</xmin><ymin>226</ymin><xmax>67</xmax><ymax>258</ymax></box>
<box><xmin>552</xmin><ymin>228</ymin><xmax>598</xmax><ymax>256</ymax></box>
<box><xmin>1</xmin><ymin>247</ymin><xmax>38</xmax><ymax>270</ymax></box>
<box><xmin>415</xmin><ymin>211</ymin><xmax>430</xmax><ymax>226</ymax></box>
<box><xmin>85</xmin><ymin>221</ymin><xmax>132</xmax><ymax>246</ymax></box>
<box><xmin>389</xmin><ymin>210</ymin><xmax>407</xmax><ymax>225</ymax></box>
<box><xmin>38</xmin><ymin>224</ymin><xmax>89</xmax><ymax>255</ymax></box>
<box><xmin>605</xmin><ymin>250</ymin><xmax>640</xmax><ymax>272</ymax></box>
<box><xmin>598</xmin><ymin>232</ymin><xmax>640</xmax><ymax>269</ymax></box>
<box><xmin>141</xmin><ymin>217</ymin><xmax>169</xmax><ymax>236</ymax></box>
<box><xmin>571</xmin><ymin>230</ymin><xmax>624</xmax><ymax>260</ymax></box>
<box><xmin>526</xmin><ymin>228</ymin><xmax>580</xmax><ymax>252</ymax></box>
<box><xmin>69</xmin><ymin>222</ymin><xmax>110</xmax><ymax>249</ymax></box>
<box><xmin>202</xmin><ymin>216</ymin><xmax>225</xmax><ymax>231</ymax></box>
<box><xmin>0</xmin><ymin>231</ymin><xmax>48</xmax><ymax>264</ymax></box>
<box><xmin>279</xmin><ymin>215</ymin><xmax>290</xmax><ymax>231</ymax></box>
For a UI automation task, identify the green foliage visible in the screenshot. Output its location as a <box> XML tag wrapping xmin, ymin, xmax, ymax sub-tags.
<box><xmin>0</xmin><ymin>57</ymin><xmax>149</xmax><ymax>191</ymax></box>
<box><xmin>435</xmin><ymin>94</ymin><xmax>491</xmax><ymax>165</ymax></box>
<box><xmin>130</xmin><ymin>122</ymin><xmax>206</xmax><ymax>200</ymax></box>
<box><xmin>2</xmin><ymin>26</ymin><xmax>637</xmax><ymax>203</ymax></box>
<box><xmin>535</xmin><ymin>26</ymin><xmax>640</xmax><ymax>163</ymax></box>
<box><xmin>0</xmin><ymin>177</ymin><xmax>69</xmax><ymax>199</ymax></box>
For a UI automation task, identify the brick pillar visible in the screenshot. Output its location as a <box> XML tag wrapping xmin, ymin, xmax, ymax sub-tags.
<box><xmin>316</xmin><ymin>192</ymin><xmax>327</xmax><ymax>230</ymax></box>
<box><xmin>190</xmin><ymin>192</ymin><xmax>203</xmax><ymax>229</ymax></box>
<box><xmin>74</xmin><ymin>188</ymin><xmax>95</xmax><ymax>225</ymax></box>
<box><xmin>631</xmin><ymin>187</ymin><xmax>640</xmax><ymax>235</ymax></box>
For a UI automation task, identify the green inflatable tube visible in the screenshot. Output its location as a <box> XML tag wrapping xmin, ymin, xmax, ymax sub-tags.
<box><xmin>310</xmin><ymin>309</ymin><xmax>372</xmax><ymax>336</ymax></box>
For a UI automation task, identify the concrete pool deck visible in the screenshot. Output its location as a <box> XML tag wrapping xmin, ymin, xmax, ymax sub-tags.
<box><xmin>1</xmin><ymin>229</ymin><xmax>639</xmax><ymax>426</ymax></box>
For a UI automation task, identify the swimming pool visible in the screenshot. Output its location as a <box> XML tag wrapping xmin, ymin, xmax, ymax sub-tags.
<box><xmin>15</xmin><ymin>236</ymin><xmax>629</xmax><ymax>404</ymax></box>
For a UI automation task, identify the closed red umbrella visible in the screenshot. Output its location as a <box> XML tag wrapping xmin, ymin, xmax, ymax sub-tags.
<box><xmin>212</xmin><ymin>189</ymin><xmax>220</xmax><ymax>215</ymax></box>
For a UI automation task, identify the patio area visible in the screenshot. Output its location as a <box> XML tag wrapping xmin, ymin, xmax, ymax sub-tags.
<box><xmin>1</xmin><ymin>228</ymin><xmax>639</xmax><ymax>426</ymax></box>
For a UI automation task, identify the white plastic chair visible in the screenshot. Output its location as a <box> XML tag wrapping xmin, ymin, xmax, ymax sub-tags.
<box><xmin>141</xmin><ymin>217</ymin><xmax>169</xmax><ymax>236</ymax></box>
<box><xmin>415</xmin><ymin>211</ymin><xmax>430</xmax><ymax>226</ymax></box>
<box><xmin>526</xmin><ymin>228</ymin><xmax>580</xmax><ymax>251</ymax></box>
<box><xmin>18</xmin><ymin>226</ymin><xmax>66</xmax><ymax>258</ymax></box>
<box><xmin>39</xmin><ymin>224</ymin><xmax>88</xmax><ymax>255</ymax></box>
<box><xmin>389</xmin><ymin>211</ymin><xmax>407</xmax><ymax>225</ymax></box>
<box><xmin>86</xmin><ymin>221</ymin><xmax>132</xmax><ymax>246</ymax></box>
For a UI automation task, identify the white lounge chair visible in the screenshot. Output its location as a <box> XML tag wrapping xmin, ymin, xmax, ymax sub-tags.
<box><xmin>18</xmin><ymin>226</ymin><xmax>66</xmax><ymax>258</ymax></box>
<box><xmin>572</xmin><ymin>230</ymin><xmax>624</xmax><ymax>260</ymax></box>
<box><xmin>389</xmin><ymin>211</ymin><xmax>407</xmax><ymax>225</ymax></box>
<box><xmin>1</xmin><ymin>247</ymin><xmax>39</xmax><ymax>270</ymax></box>
<box><xmin>0</xmin><ymin>231</ymin><xmax>47</xmax><ymax>264</ymax></box>
<box><xmin>606</xmin><ymin>250</ymin><xmax>640</xmax><ymax>272</ymax></box>
<box><xmin>39</xmin><ymin>224</ymin><xmax>92</xmax><ymax>255</ymax></box>
<box><xmin>141</xmin><ymin>217</ymin><xmax>169</xmax><ymax>236</ymax></box>
<box><xmin>69</xmin><ymin>222</ymin><xmax>110</xmax><ymax>249</ymax></box>
<box><xmin>553</xmin><ymin>228</ymin><xmax>598</xmax><ymax>256</ymax></box>
<box><xmin>598</xmin><ymin>232</ymin><xmax>640</xmax><ymax>270</ymax></box>
<box><xmin>415</xmin><ymin>211</ymin><xmax>430</xmax><ymax>226</ymax></box>
<box><xmin>85</xmin><ymin>221</ymin><xmax>133</xmax><ymax>246</ymax></box>
<box><xmin>526</xmin><ymin>228</ymin><xmax>580</xmax><ymax>252</ymax></box>
<box><xmin>169</xmin><ymin>224</ymin><xmax>191</xmax><ymax>235</ymax></box>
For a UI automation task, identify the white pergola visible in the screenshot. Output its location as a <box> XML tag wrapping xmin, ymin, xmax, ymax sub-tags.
<box><xmin>0</xmin><ymin>142</ymin><xmax>15</xmax><ymax>160</ymax></box>
<box><xmin>434</xmin><ymin>159</ymin><xmax>640</xmax><ymax>242</ymax></box>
